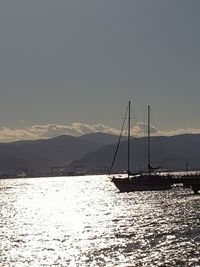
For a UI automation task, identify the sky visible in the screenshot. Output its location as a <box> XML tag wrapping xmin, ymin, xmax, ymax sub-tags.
<box><xmin>0</xmin><ymin>0</ymin><xmax>200</xmax><ymax>142</ymax></box>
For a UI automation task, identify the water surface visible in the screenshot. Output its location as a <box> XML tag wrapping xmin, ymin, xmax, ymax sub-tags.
<box><xmin>0</xmin><ymin>175</ymin><xmax>200</xmax><ymax>266</ymax></box>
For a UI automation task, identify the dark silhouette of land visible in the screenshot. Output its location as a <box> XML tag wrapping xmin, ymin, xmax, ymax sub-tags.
<box><xmin>1</xmin><ymin>133</ymin><xmax>200</xmax><ymax>177</ymax></box>
<box><xmin>66</xmin><ymin>133</ymin><xmax>200</xmax><ymax>174</ymax></box>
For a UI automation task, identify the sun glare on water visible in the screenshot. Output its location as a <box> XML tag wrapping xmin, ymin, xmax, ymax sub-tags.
<box><xmin>1</xmin><ymin>176</ymin><xmax>200</xmax><ymax>266</ymax></box>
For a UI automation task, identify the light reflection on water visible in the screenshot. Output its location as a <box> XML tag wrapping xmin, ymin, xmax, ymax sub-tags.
<box><xmin>0</xmin><ymin>175</ymin><xmax>200</xmax><ymax>266</ymax></box>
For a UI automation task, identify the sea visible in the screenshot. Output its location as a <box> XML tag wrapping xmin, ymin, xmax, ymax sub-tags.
<box><xmin>0</xmin><ymin>175</ymin><xmax>200</xmax><ymax>267</ymax></box>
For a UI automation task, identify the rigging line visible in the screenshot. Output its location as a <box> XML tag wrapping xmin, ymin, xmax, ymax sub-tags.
<box><xmin>150</xmin><ymin>109</ymin><xmax>166</xmax><ymax>166</ymax></box>
<box><xmin>109</xmin><ymin>104</ymin><xmax>129</xmax><ymax>174</ymax></box>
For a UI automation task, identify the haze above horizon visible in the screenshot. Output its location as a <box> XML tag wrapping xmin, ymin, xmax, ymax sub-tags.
<box><xmin>1</xmin><ymin>1</ymin><xmax>200</xmax><ymax>142</ymax></box>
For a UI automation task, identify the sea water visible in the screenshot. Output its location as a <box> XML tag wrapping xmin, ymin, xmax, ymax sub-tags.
<box><xmin>0</xmin><ymin>175</ymin><xmax>200</xmax><ymax>266</ymax></box>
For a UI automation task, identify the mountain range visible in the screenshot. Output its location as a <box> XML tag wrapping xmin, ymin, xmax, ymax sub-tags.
<box><xmin>69</xmin><ymin>133</ymin><xmax>200</xmax><ymax>174</ymax></box>
<box><xmin>1</xmin><ymin>132</ymin><xmax>200</xmax><ymax>177</ymax></box>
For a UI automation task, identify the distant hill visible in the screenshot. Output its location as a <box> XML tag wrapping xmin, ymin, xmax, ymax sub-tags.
<box><xmin>0</xmin><ymin>135</ymin><xmax>101</xmax><ymax>175</ymax></box>
<box><xmin>78</xmin><ymin>132</ymin><xmax>125</xmax><ymax>145</ymax></box>
<box><xmin>67</xmin><ymin>134</ymin><xmax>200</xmax><ymax>174</ymax></box>
<box><xmin>1</xmin><ymin>133</ymin><xmax>200</xmax><ymax>177</ymax></box>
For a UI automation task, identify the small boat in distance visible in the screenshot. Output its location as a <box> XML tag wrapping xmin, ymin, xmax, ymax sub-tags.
<box><xmin>110</xmin><ymin>101</ymin><xmax>172</xmax><ymax>192</ymax></box>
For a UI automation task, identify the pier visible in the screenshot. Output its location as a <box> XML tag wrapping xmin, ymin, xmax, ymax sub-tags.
<box><xmin>171</xmin><ymin>173</ymin><xmax>200</xmax><ymax>194</ymax></box>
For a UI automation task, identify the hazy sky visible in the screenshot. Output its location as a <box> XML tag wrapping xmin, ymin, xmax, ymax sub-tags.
<box><xmin>1</xmin><ymin>0</ymin><xmax>200</xmax><ymax>141</ymax></box>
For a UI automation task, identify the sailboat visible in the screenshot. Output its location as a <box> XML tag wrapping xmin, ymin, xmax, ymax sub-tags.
<box><xmin>110</xmin><ymin>101</ymin><xmax>172</xmax><ymax>192</ymax></box>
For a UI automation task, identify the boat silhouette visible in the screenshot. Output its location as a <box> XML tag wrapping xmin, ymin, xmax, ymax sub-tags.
<box><xmin>110</xmin><ymin>102</ymin><xmax>172</xmax><ymax>192</ymax></box>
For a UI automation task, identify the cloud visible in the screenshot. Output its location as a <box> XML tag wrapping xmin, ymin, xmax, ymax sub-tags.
<box><xmin>0</xmin><ymin>122</ymin><xmax>200</xmax><ymax>143</ymax></box>
<box><xmin>156</xmin><ymin>128</ymin><xmax>200</xmax><ymax>137</ymax></box>
<box><xmin>133</xmin><ymin>122</ymin><xmax>158</xmax><ymax>136</ymax></box>
<box><xmin>0</xmin><ymin>123</ymin><xmax>120</xmax><ymax>142</ymax></box>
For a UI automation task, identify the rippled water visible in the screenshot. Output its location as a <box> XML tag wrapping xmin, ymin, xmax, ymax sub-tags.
<box><xmin>0</xmin><ymin>175</ymin><xmax>200</xmax><ymax>266</ymax></box>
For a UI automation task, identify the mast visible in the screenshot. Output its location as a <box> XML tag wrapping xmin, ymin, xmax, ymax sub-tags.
<box><xmin>128</xmin><ymin>101</ymin><xmax>131</xmax><ymax>177</ymax></box>
<box><xmin>147</xmin><ymin>105</ymin><xmax>151</xmax><ymax>172</ymax></box>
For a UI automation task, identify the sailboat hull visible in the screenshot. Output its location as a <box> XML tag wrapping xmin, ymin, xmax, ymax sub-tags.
<box><xmin>111</xmin><ymin>175</ymin><xmax>172</xmax><ymax>192</ymax></box>
<box><xmin>110</xmin><ymin>103</ymin><xmax>172</xmax><ymax>193</ymax></box>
